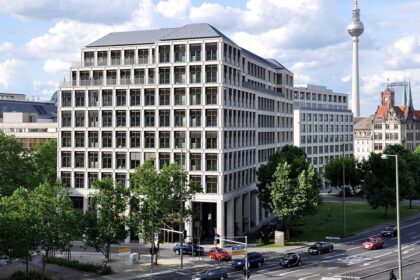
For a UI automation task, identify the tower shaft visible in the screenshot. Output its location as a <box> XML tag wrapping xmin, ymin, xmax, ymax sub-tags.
<box><xmin>351</xmin><ymin>37</ymin><xmax>360</xmax><ymax>117</ymax></box>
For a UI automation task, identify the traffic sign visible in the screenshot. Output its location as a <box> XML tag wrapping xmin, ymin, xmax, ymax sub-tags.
<box><xmin>232</xmin><ymin>245</ymin><xmax>246</xmax><ymax>255</ymax></box>
<box><xmin>118</xmin><ymin>247</ymin><xmax>131</xmax><ymax>253</ymax></box>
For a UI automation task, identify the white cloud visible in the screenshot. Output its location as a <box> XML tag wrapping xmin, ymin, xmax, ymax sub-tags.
<box><xmin>0</xmin><ymin>59</ymin><xmax>21</xmax><ymax>88</ymax></box>
<box><xmin>157</xmin><ymin>0</ymin><xmax>191</xmax><ymax>18</ymax></box>
<box><xmin>341</xmin><ymin>74</ymin><xmax>351</xmax><ymax>83</ymax></box>
<box><xmin>0</xmin><ymin>42</ymin><xmax>13</xmax><ymax>53</ymax></box>
<box><xmin>43</xmin><ymin>59</ymin><xmax>70</xmax><ymax>73</ymax></box>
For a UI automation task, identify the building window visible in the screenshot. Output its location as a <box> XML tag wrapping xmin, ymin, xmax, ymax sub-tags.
<box><xmin>159</xmin><ymin>67</ymin><xmax>170</xmax><ymax>84</ymax></box>
<box><xmin>174</xmin><ymin>88</ymin><xmax>186</xmax><ymax>105</ymax></box>
<box><xmin>98</xmin><ymin>51</ymin><xmax>107</xmax><ymax>66</ymax></box>
<box><xmin>106</xmin><ymin>70</ymin><xmax>117</xmax><ymax>85</ymax></box>
<box><xmin>116</xmin><ymin>153</ymin><xmax>126</xmax><ymax>169</ymax></box>
<box><xmin>159</xmin><ymin>45</ymin><xmax>170</xmax><ymax>63</ymax></box>
<box><xmin>206</xmin><ymin>176</ymin><xmax>218</xmax><ymax>193</ymax></box>
<box><xmin>190</xmin><ymin>66</ymin><xmax>201</xmax><ymax>83</ymax></box>
<box><xmin>190</xmin><ymin>175</ymin><xmax>201</xmax><ymax>189</ymax></box>
<box><xmin>61</xmin><ymin>131</ymin><xmax>71</xmax><ymax>147</ymax></box>
<box><xmin>205</xmin><ymin>65</ymin><xmax>217</xmax><ymax>83</ymax></box>
<box><xmin>205</xmin><ymin>43</ymin><xmax>218</xmax><ymax>61</ymax></box>
<box><xmin>102</xmin><ymin>152</ymin><xmax>112</xmax><ymax>168</ymax></box>
<box><xmin>144</xmin><ymin>89</ymin><xmax>155</xmax><ymax>106</ymax></box>
<box><xmin>174</xmin><ymin>153</ymin><xmax>186</xmax><ymax>170</ymax></box>
<box><xmin>75</xmin><ymin>111</ymin><xmax>85</xmax><ymax>127</ymax></box>
<box><xmin>174</xmin><ymin>110</ymin><xmax>186</xmax><ymax>127</ymax></box>
<box><xmin>144</xmin><ymin>152</ymin><xmax>155</xmax><ymax>164</ymax></box>
<box><xmin>144</xmin><ymin>110</ymin><xmax>155</xmax><ymax>127</ymax></box>
<box><xmin>111</xmin><ymin>50</ymin><xmax>121</xmax><ymax>65</ymax></box>
<box><xmin>75</xmin><ymin>91</ymin><xmax>85</xmax><ymax>107</ymax></box>
<box><xmin>190</xmin><ymin>110</ymin><xmax>201</xmax><ymax>127</ymax></box>
<box><xmin>61</xmin><ymin>152</ymin><xmax>71</xmax><ymax>168</ymax></box>
<box><xmin>88</xmin><ymin>152</ymin><xmax>99</xmax><ymax>168</ymax></box>
<box><xmin>130</xmin><ymin>131</ymin><xmax>141</xmax><ymax>148</ymax></box>
<box><xmin>116</xmin><ymin>173</ymin><xmax>127</xmax><ymax>187</ymax></box>
<box><xmin>159</xmin><ymin>131</ymin><xmax>170</xmax><ymax>148</ymax></box>
<box><xmin>206</xmin><ymin>154</ymin><xmax>218</xmax><ymax>171</ymax></box>
<box><xmin>190</xmin><ymin>131</ymin><xmax>201</xmax><ymax>149</ymax></box>
<box><xmin>159</xmin><ymin>110</ymin><xmax>170</xmax><ymax>127</ymax></box>
<box><xmin>116</xmin><ymin>111</ymin><xmax>126</xmax><ymax>127</ymax></box>
<box><xmin>138</xmin><ymin>49</ymin><xmax>149</xmax><ymax>64</ymax></box>
<box><xmin>206</xmin><ymin>87</ymin><xmax>217</xmax><ymax>105</ymax></box>
<box><xmin>148</xmin><ymin>68</ymin><xmax>155</xmax><ymax>84</ymax></box>
<box><xmin>102</xmin><ymin>90</ymin><xmax>112</xmax><ymax>106</ymax></box>
<box><xmin>130</xmin><ymin>152</ymin><xmax>141</xmax><ymax>169</ymax></box>
<box><xmin>116</xmin><ymin>90</ymin><xmax>126</xmax><ymax>106</ymax></box>
<box><xmin>206</xmin><ymin>109</ymin><xmax>217</xmax><ymax>127</ymax></box>
<box><xmin>61</xmin><ymin>172</ymin><xmax>71</xmax><ymax>187</ymax></box>
<box><xmin>190</xmin><ymin>44</ymin><xmax>201</xmax><ymax>62</ymax></box>
<box><xmin>75</xmin><ymin>172</ymin><xmax>85</xmax><ymax>188</ymax></box>
<box><xmin>88</xmin><ymin>111</ymin><xmax>99</xmax><ymax>127</ymax></box>
<box><xmin>75</xmin><ymin>152</ymin><xmax>85</xmax><ymax>168</ymax></box>
<box><xmin>130</xmin><ymin>89</ymin><xmax>141</xmax><ymax>106</ymax></box>
<box><xmin>174</xmin><ymin>66</ymin><xmax>186</xmax><ymax>84</ymax></box>
<box><xmin>116</xmin><ymin>131</ymin><xmax>126</xmax><ymax>148</ymax></box>
<box><xmin>134</xmin><ymin>69</ymin><xmax>145</xmax><ymax>84</ymax></box>
<box><xmin>190</xmin><ymin>88</ymin><xmax>201</xmax><ymax>105</ymax></box>
<box><xmin>130</xmin><ymin>110</ymin><xmax>141</xmax><ymax>127</ymax></box>
<box><xmin>124</xmin><ymin>49</ymin><xmax>135</xmax><ymax>65</ymax></box>
<box><xmin>159</xmin><ymin>153</ymin><xmax>170</xmax><ymax>169</ymax></box>
<box><xmin>190</xmin><ymin>153</ymin><xmax>201</xmax><ymax>171</ymax></box>
<box><xmin>102</xmin><ymin>111</ymin><xmax>112</xmax><ymax>127</ymax></box>
<box><xmin>88</xmin><ymin>173</ymin><xmax>98</xmax><ymax>189</ymax></box>
<box><xmin>61</xmin><ymin>111</ymin><xmax>72</xmax><ymax>127</ymax></box>
<box><xmin>62</xmin><ymin>91</ymin><xmax>71</xmax><ymax>107</ymax></box>
<box><xmin>88</xmin><ymin>131</ymin><xmax>99</xmax><ymax>148</ymax></box>
<box><xmin>206</xmin><ymin>131</ymin><xmax>217</xmax><ymax>149</ymax></box>
<box><xmin>144</xmin><ymin>132</ymin><xmax>155</xmax><ymax>148</ymax></box>
<box><xmin>75</xmin><ymin>132</ymin><xmax>85</xmax><ymax>147</ymax></box>
<box><xmin>174</xmin><ymin>44</ymin><xmax>186</xmax><ymax>62</ymax></box>
<box><xmin>102</xmin><ymin>131</ymin><xmax>112</xmax><ymax>148</ymax></box>
<box><xmin>88</xmin><ymin>90</ymin><xmax>99</xmax><ymax>106</ymax></box>
<box><xmin>174</xmin><ymin>131</ymin><xmax>186</xmax><ymax>149</ymax></box>
<box><xmin>159</xmin><ymin>89</ymin><xmax>170</xmax><ymax>105</ymax></box>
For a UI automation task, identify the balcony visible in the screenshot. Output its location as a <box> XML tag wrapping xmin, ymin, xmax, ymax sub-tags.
<box><xmin>111</xmin><ymin>58</ymin><xmax>121</xmax><ymax>65</ymax></box>
<box><xmin>84</xmin><ymin>59</ymin><xmax>94</xmax><ymax>67</ymax></box>
<box><xmin>120</xmin><ymin>78</ymin><xmax>132</xmax><ymax>85</ymax></box>
<box><xmin>134</xmin><ymin>77</ymin><xmax>145</xmax><ymax>84</ymax></box>
<box><xmin>93</xmin><ymin>78</ymin><xmax>103</xmax><ymax>86</ymax></box>
<box><xmin>124</xmin><ymin>58</ymin><xmax>135</xmax><ymax>65</ymax></box>
<box><xmin>98</xmin><ymin>58</ymin><xmax>107</xmax><ymax>66</ymax></box>
<box><xmin>80</xmin><ymin>79</ymin><xmax>92</xmax><ymax>86</ymax></box>
<box><xmin>107</xmin><ymin>79</ymin><xmax>116</xmax><ymax>85</ymax></box>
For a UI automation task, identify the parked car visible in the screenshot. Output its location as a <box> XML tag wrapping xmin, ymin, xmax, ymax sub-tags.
<box><xmin>192</xmin><ymin>267</ymin><xmax>228</xmax><ymax>280</ymax></box>
<box><xmin>173</xmin><ymin>242</ymin><xmax>204</xmax><ymax>256</ymax></box>
<box><xmin>308</xmin><ymin>242</ymin><xmax>334</xmax><ymax>255</ymax></box>
<box><xmin>279</xmin><ymin>253</ymin><xmax>301</xmax><ymax>268</ymax></box>
<box><xmin>209</xmin><ymin>247</ymin><xmax>232</xmax><ymax>261</ymax></box>
<box><xmin>0</xmin><ymin>255</ymin><xmax>11</xmax><ymax>266</ymax></box>
<box><xmin>231</xmin><ymin>252</ymin><xmax>264</xmax><ymax>270</ymax></box>
<box><xmin>381</xmin><ymin>226</ymin><xmax>397</xmax><ymax>237</ymax></box>
<box><xmin>363</xmin><ymin>236</ymin><xmax>384</xmax><ymax>250</ymax></box>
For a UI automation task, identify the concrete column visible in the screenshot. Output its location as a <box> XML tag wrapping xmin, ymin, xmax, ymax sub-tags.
<box><xmin>234</xmin><ymin>196</ymin><xmax>243</xmax><ymax>235</ymax></box>
<box><xmin>243</xmin><ymin>192</ymin><xmax>251</xmax><ymax>232</ymax></box>
<box><xmin>226</xmin><ymin>199</ymin><xmax>234</xmax><ymax>238</ymax></box>
<box><xmin>185</xmin><ymin>201</ymin><xmax>193</xmax><ymax>242</ymax></box>
<box><xmin>217</xmin><ymin>200</ymin><xmax>225</xmax><ymax>246</ymax></box>
<box><xmin>250</xmin><ymin>191</ymin><xmax>257</xmax><ymax>228</ymax></box>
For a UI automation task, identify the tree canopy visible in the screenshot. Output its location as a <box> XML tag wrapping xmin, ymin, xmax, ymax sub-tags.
<box><xmin>324</xmin><ymin>156</ymin><xmax>360</xmax><ymax>193</ymax></box>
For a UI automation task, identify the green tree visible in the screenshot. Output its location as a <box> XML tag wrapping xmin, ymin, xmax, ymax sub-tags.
<box><xmin>0</xmin><ymin>132</ymin><xmax>33</xmax><ymax>196</ymax></box>
<box><xmin>83</xmin><ymin>178</ymin><xmax>129</xmax><ymax>264</ymax></box>
<box><xmin>268</xmin><ymin>162</ymin><xmax>322</xmax><ymax>239</ymax></box>
<box><xmin>257</xmin><ymin>145</ymin><xmax>309</xmax><ymax>210</ymax></box>
<box><xmin>32</xmin><ymin>182</ymin><xmax>78</xmax><ymax>277</ymax></box>
<box><xmin>31</xmin><ymin>139</ymin><xmax>57</xmax><ymax>186</ymax></box>
<box><xmin>324</xmin><ymin>156</ymin><xmax>360</xmax><ymax>194</ymax></box>
<box><xmin>0</xmin><ymin>187</ymin><xmax>39</xmax><ymax>275</ymax></box>
<box><xmin>130</xmin><ymin>159</ymin><xmax>201</xmax><ymax>264</ymax></box>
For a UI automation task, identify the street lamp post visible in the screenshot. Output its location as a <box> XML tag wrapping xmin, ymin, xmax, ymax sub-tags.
<box><xmin>342</xmin><ymin>145</ymin><xmax>346</xmax><ymax>236</ymax></box>
<box><xmin>381</xmin><ymin>153</ymin><xmax>402</xmax><ymax>280</ymax></box>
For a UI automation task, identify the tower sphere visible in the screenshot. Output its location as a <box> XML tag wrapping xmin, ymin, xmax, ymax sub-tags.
<box><xmin>347</xmin><ymin>21</ymin><xmax>364</xmax><ymax>37</ymax></box>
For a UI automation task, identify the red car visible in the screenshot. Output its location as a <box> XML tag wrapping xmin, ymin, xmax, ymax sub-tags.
<box><xmin>208</xmin><ymin>247</ymin><xmax>232</xmax><ymax>261</ymax></box>
<box><xmin>363</xmin><ymin>236</ymin><xmax>384</xmax><ymax>250</ymax></box>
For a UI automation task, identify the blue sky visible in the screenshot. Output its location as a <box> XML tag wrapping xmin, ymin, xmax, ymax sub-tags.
<box><xmin>0</xmin><ymin>0</ymin><xmax>419</xmax><ymax>115</ymax></box>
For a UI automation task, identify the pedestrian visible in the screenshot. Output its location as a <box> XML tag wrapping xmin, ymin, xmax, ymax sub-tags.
<box><xmin>389</xmin><ymin>269</ymin><xmax>396</xmax><ymax>280</ymax></box>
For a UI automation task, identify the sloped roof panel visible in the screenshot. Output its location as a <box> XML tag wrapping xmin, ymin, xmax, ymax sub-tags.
<box><xmin>0</xmin><ymin>100</ymin><xmax>56</xmax><ymax>119</ymax></box>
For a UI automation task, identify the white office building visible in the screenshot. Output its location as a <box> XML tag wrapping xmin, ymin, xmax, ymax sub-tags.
<box><xmin>293</xmin><ymin>84</ymin><xmax>353</xmax><ymax>174</ymax></box>
<box><xmin>58</xmin><ymin>23</ymin><xmax>294</xmax><ymax>240</ymax></box>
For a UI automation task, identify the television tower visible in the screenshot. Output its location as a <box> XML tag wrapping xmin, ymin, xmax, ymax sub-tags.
<box><xmin>347</xmin><ymin>0</ymin><xmax>364</xmax><ymax>117</ymax></box>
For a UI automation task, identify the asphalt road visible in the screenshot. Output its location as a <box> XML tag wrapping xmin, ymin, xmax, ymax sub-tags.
<box><xmin>136</xmin><ymin>215</ymin><xmax>420</xmax><ymax>280</ymax></box>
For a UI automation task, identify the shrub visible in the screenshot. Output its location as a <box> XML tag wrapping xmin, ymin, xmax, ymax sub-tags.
<box><xmin>47</xmin><ymin>257</ymin><xmax>113</xmax><ymax>275</ymax></box>
<box><xmin>10</xmin><ymin>271</ymin><xmax>47</xmax><ymax>280</ymax></box>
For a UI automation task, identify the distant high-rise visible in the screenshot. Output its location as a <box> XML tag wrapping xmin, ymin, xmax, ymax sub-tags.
<box><xmin>347</xmin><ymin>0</ymin><xmax>364</xmax><ymax>117</ymax></box>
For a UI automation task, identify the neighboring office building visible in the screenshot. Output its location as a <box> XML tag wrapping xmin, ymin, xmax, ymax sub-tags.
<box><xmin>57</xmin><ymin>23</ymin><xmax>294</xmax><ymax>240</ymax></box>
<box><xmin>293</xmin><ymin>84</ymin><xmax>354</xmax><ymax>174</ymax></box>
<box><xmin>0</xmin><ymin>98</ymin><xmax>57</xmax><ymax>150</ymax></box>
<box><xmin>372</xmin><ymin>86</ymin><xmax>420</xmax><ymax>153</ymax></box>
<box><xmin>353</xmin><ymin>116</ymin><xmax>373</xmax><ymax>161</ymax></box>
<box><xmin>0</xmin><ymin>92</ymin><xmax>26</xmax><ymax>101</ymax></box>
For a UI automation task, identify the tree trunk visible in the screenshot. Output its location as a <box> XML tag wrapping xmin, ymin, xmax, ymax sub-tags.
<box><xmin>409</xmin><ymin>199</ymin><xmax>413</xmax><ymax>209</ymax></box>
<box><xmin>42</xmin><ymin>249</ymin><xmax>49</xmax><ymax>280</ymax></box>
<box><xmin>105</xmin><ymin>244</ymin><xmax>111</xmax><ymax>264</ymax></box>
<box><xmin>25</xmin><ymin>255</ymin><xmax>29</xmax><ymax>276</ymax></box>
<box><xmin>154</xmin><ymin>242</ymin><xmax>159</xmax><ymax>265</ymax></box>
<box><xmin>282</xmin><ymin>217</ymin><xmax>290</xmax><ymax>240</ymax></box>
<box><xmin>384</xmin><ymin>206</ymin><xmax>388</xmax><ymax>217</ymax></box>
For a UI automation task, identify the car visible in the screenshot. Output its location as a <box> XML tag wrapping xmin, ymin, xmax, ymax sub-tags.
<box><xmin>279</xmin><ymin>253</ymin><xmax>301</xmax><ymax>268</ymax></box>
<box><xmin>0</xmin><ymin>255</ymin><xmax>11</xmax><ymax>266</ymax></box>
<box><xmin>308</xmin><ymin>242</ymin><xmax>334</xmax><ymax>255</ymax></box>
<box><xmin>209</xmin><ymin>247</ymin><xmax>232</xmax><ymax>261</ymax></box>
<box><xmin>192</xmin><ymin>267</ymin><xmax>228</xmax><ymax>280</ymax></box>
<box><xmin>231</xmin><ymin>252</ymin><xmax>264</xmax><ymax>270</ymax></box>
<box><xmin>381</xmin><ymin>226</ymin><xmax>397</xmax><ymax>237</ymax></box>
<box><xmin>363</xmin><ymin>236</ymin><xmax>384</xmax><ymax>250</ymax></box>
<box><xmin>173</xmin><ymin>242</ymin><xmax>204</xmax><ymax>256</ymax></box>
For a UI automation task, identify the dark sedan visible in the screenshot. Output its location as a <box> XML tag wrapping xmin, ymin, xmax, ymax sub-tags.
<box><xmin>192</xmin><ymin>267</ymin><xmax>228</xmax><ymax>280</ymax></box>
<box><xmin>308</xmin><ymin>242</ymin><xmax>334</xmax><ymax>255</ymax></box>
<box><xmin>231</xmin><ymin>252</ymin><xmax>264</xmax><ymax>270</ymax></box>
<box><xmin>381</xmin><ymin>226</ymin><xmax>397</xmax><ymax>237</ymax></box>
<box><xmin>279</xmin><ymin>253</ymin><xmax>301</xmax><ymax>268</ymax></box>
<box><xmin>173</xmin><ymin>242</ymin><xmax>204</xmax><ymax>256</ymax></box>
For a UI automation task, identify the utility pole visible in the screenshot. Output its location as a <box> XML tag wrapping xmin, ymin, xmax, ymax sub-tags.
<box><xmin>151</xmin><ymin>218</ymin><xmax>154</xmax><ymax>273</ymax></box>
<box><xmin>342</xmin><ymin>144</ymin><xmax>346</xmax><ymax>236</ymax></box>
<box><xmin>180</xmin><ymin>150</ymin><xmax>184</xmax><ymax>269</ymax></box>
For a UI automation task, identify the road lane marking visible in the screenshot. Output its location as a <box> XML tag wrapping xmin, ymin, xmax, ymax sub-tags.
<box><xmin>347</xmin><ymin>247</ymin><xmax>360</xmax><ymax>251</ymax></box>
<box><xmin>299</xmin><ymin>274</ymin><xmax>320</xmax><ymax>280</ymax></box>
<box><xmin>362</xmin><ymin>260</ymin><xmax>380</xmax><ymax>266</ymax></box>
<box><xmin>374</xmin><ymin>252</ymin><xmax>392</xmax><ymax>258</ymax></box>
<box><xmin>410</xmin><ymin>235</ymin><xmax>420</xmax><ymax>239</ymax></box>
<box><xmin>408</xmin><ymin>232</ymin><xmax>416</xmax><ymax>235</ymax></box>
